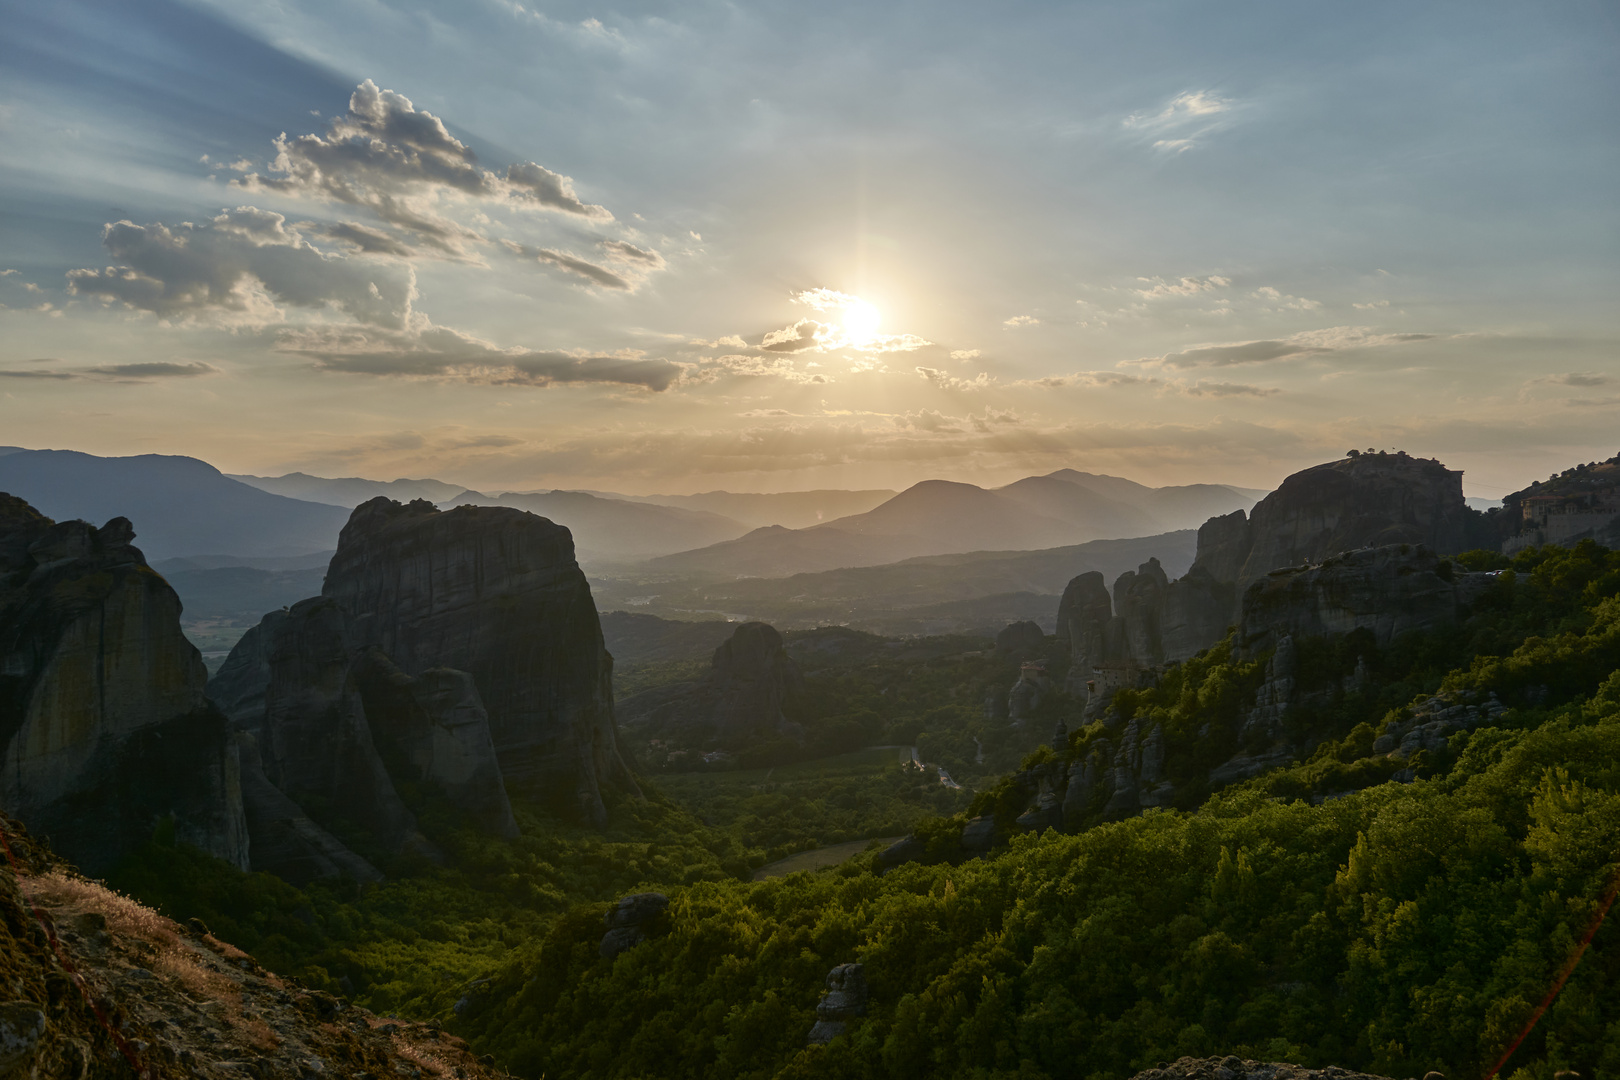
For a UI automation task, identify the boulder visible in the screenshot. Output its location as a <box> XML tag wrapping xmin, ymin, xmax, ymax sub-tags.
<box><xmin>807</xmin><ymin>963</ymin><xmax>868</xmax><ymax>1044</ymax></box>
<box><xmin>0</xmin><ymin>495</ymin><xmax>247</xmax><ymax>875</ymax></box>
<box><xmin>599</xmin><ymin>892</ymin><xmax>669</xmax><ymax>959</ymax></box>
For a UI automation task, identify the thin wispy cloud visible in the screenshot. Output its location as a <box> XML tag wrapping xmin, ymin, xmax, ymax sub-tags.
<box><xmin>1124</xmin><ymin>90</ymin><xmax>1236</xmax><ymax>153</ymax></box>
<box><xmin>1137</xmin><ymin>326</ymin><xmax>1437</xmax><ymax>369</ymax></box>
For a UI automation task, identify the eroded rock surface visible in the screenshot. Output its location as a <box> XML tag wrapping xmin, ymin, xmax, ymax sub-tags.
<box><xmin>806</xmin><ymin>963</ymin><xmax>868</xmax><ymax>1045</ymax></box>
<box><xmin>0</xmin><ymin>811</ymin><xmax>502</xmax><ymax>1080</ymax></box>
<box><xmin>599</xmin><ymin>892</ymin><xmax>669</xmax><ymax>959</ymax></box>
<box><xmin>1129</xmin><ymin>1057</ymin><xmax>1396</xmax><ymax>1080</ymax></box>
<box><xmin>322</xmin><ymin>498</ymin><xmax>637</xmax><ymax>822</ymax></box>
<box><xmin>0</xmin><ymin>494</ymin><xmax>247</xmax><ymax>876</ymax></box>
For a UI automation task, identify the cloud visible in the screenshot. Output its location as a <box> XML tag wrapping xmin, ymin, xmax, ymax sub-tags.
<box><xmin>504</xmin><ymin>161</ymin><xmax>612</xmax><ymax>220</ymax></box>
<box><xmin>702</xmin><ymin>353</ymin><xmax>831</xmax><ymax>384</ymax></box>
<box><xmin>1004</xmin><ymin>315</ymin><xmax>1039</xmax><ymax>327</ymax></box>
<box><xmin>275</xmin><ymin>323</ymin><xmax>684</xmax><ymax>390</ymax></box>
<box><xmin>1014</xmin><ymin>370</ymin><xmax>1157</xmax><ymax>389</ymax></box>
<box><xmin>66</xmin><ymin>208</ymin><xmax>418</xmax><ymax>328</ymax></box>
<box><xmin>950</xmin><ymin>349</ymin><xmax>981</xmax><ymax>361</ymax></box>
<box><xmin>1140</xmin><ymin>326</ymin><xmax>1437</xmax><ymax>369</ymax></box>
<box><xmin>1251</xmin><ymin>285</ymin><xmax>1321</xmax><ymax>311</ymax></box>
<box><xmin>1135</xmin><ymin>275</ymin><xmax>1230</xmax><ymax>300</ymax></box>
<box><xmin>1538</xmin><ymin>372</ymin><xmax>1612</xmax><ymax>388</ymax></box>
<box><xmin>1353</xmin><ymin>300</ymin><xmax>1390</xmax><ymax>310</ymax></box>
<box><xmin>317</xmin><ymin>221</ymin><xmax>418</xmax><ymax>257</ymax></box>
<box><xmin>916</xmin><ymin>367</ymin><xmax>994</xmax><ymax>391</ymax></box>
<box><xmin>500</xmin><ymin>240</ymin><xmax>632</xmax><ymax>290</ymax></box>
<box><xmin>761</xmin><ymin>318</ymin><xmax>837</xmax><ymax>353</ymax></box>
<box><xmin>81</xmin><ymin>361</ymin><xmax>219</xmax><ymax>379</ymax></box>
<box><xmin>1182</xmin><ymin>380</ymin><xmax>1281</xmax><ymax>398</ymax></box>
<box><xmin>599</xmin><ymin>240</ymin><xmax>666</xmax><ymax>269</ymax></box>
<box><xmin>1124</xmin><ymin>90</ymin><xmax>1234</xmax><ymax>152</ymax></box>
<box><xmin>691</xmin><ymin>335</ymin><xmax>749</xmax><ymax>349</ymax></box>
<box><xmin>0</xmin><ymin>360</ymin><xmax>219</xmax><ymax>383</ymax></box>
<box><xmin>233</xmin><ymin>80</ymin><xmax>611</xmax><ymax>255</ymax></box>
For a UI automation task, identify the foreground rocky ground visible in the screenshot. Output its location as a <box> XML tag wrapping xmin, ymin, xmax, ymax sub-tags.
<box><xmin>0</xmin><ymin>813</ymin><xmax>504</xmax><ymax>1080</ymax></box>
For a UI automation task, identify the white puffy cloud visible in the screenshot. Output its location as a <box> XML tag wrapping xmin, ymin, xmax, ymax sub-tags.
<box><xmin>1251</xmin><ymin>285</ymin><xmax>1321</xmax><ymax>311</ymax></box>
<box><xmin>1004</xmin><ymin>314</ymin><xmax>1039</xmax><ymax>327</ymax></box>
<box><xmin>233</xmin><ymin>80</ymin><xmax>612</xmax><ymax>256</ymax></box>
<box><xmin>950</xmin><ymin>349</ymin><xmax>981</xmax><ymax>361</ymax></box>
<box><xmin>916</xmin><ymin>366</ymin><xmax>994</xmax><ymax>391</ymax></box>
<box><xmin>66</xmin><ymin>208</ymin><xmax>418</xmax><ymax>328</ymax></box>
<box><xmin>1134</xmin><ymin>275</ymin><xmax>1231</xmax><ymax>300</ymax></box>
<box><xmin>1124</xmin><ymin>90</ymin><xmax>1235</xmax><ymax>153</ymax></box>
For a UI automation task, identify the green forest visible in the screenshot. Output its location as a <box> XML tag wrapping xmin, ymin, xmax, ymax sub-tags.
<box><xmin>111</xmin><ymin>541</ymin><xmax>1620</xmax><ymax>1080</ymax></box>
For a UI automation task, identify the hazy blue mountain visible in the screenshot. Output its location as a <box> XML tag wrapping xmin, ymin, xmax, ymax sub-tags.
<box><xmin>161</xmin><ymin>565</ymin><xmax>328</xmax><ymax>624</ymax></box>
<box><xmin>440</xmin><ymin>489</ymin><xmax>750</xmax><ymax>565</ymax></box>
<box><xmin>229</xmin><ymin>471</ymin><xmax>466</xmax><ymax>507</ymax></box>
<box><xmin>597</xmin><ymin>530</ymin><xmax>1200</xmax><ymax>635</ymax></box>
<box><xmin>0</xmin><ymin>449</ymin><xmax>350</xmax><ymax>561</ymax></box>
<box><xmin>648</xmin><ymin>471</ymin><xmax>1253</xmax><ymax>578</ymax></box>
<box><xmin>583</xmin><ymin>488</ymin><xmax>898</xmax><ymax>530</ymax></box>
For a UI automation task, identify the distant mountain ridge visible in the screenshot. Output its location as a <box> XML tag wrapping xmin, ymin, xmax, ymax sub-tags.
<box><xmin>229</xmin><ymin>471</ymin><xmax>466</xmax><ymax>507</ymax></box>
<box><xmin>441</xmin><ymin>489</ymin><xmax>750</xmax><ymax>565</ymax></box>
<box><xmin>0</xmin><ymin>449</ymin><xmax>350</xmax><ymax>561</ymax></box>
<box><xmin>649</xmin><ymin>470</ymin><xmax>1258</xmax><ymax>577</ymax></box>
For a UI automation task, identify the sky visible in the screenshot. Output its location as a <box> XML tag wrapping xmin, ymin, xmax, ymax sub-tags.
<box><xmin>1</xmin><ymin>0</ymin><xmax>1616</xmax><ymax>498</ymax></box>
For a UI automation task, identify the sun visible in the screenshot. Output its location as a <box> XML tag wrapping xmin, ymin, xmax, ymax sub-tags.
<box><xmin>840</xmin><ymin>299</ymin><xmax>881</xmax><ymax>344</ymax></box>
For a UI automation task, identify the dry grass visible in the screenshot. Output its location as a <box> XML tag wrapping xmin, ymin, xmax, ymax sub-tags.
<box><xmin>21</xmin><ymin>870</ymin><xmax>181</xmax><ymax>949</ymax></box>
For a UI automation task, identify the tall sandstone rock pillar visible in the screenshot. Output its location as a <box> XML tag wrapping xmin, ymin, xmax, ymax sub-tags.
<box><xmin>0</xmin><ymin>494</ymin><xmax>247</xmax><ymax>875</ymax></box>
<box><xmin>321</xmin><ymin>498</ymin><xmax>638</xmax><ymax>825</ymax></box>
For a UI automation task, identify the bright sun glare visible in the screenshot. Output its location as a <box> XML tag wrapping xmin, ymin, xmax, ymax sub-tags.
<box><xmin>841</xmin><ymin>299</ymin><xmax>881</xmax><ymax>344</ymax></box>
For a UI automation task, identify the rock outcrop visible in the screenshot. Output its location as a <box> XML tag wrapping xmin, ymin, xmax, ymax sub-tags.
<box><xmin>599</xmin><ymin>891</ymin><xmax>669</xmax><ymax>959</ymax></box>
<box><xmin>212</xmin><ymin>497</ymin><xmax>634</xmax><ymax>871</ymax></box>
<box><xmin>993</xmin><ymin>620</ymin><xmax>1045</xmax><ymax>658</ymax></box>
<box><xmin>617</xmin><ymin>621</ymin><xmax>805</xmax><ymax>748</ymax></box>
<box><xmin>1061</xmin><ymin>452</ymin><xmax>1490</xmax><ymax>686</ymax></box>
<box><xmin>1129</xmin><ymin>1057</ymin><xmax>1396</xmax><ymax>1080</ymax></box>
<box><xmin>0</xmin><ymin>811</ymin><xmax>500</xmax><ymax>1080</ymax></box>
<box><xmin>321</xmin><ymin>498</ymin><xmax>638</xmax><ymax>821</ymax></box>
<box><xmin>0</xmin><ymin>494</ymin><xmax>247</xmax><ymax>876</ymax></box>
<box><xmin>806</xmin><ymin>963</ymin><xmax>868</xmax><ymax>1045</ymax></box>
<box><xmin>1238</xmin><ymin>544</ymin><xmax>1495</xmax><ymax>656</ymax></box>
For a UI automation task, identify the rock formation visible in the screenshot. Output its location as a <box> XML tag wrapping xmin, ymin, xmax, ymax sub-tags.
<box><xmin>0</xmin><ymin>494</ymin><xmax>247</xmax><ymax>876</ymax></box>
<box><xmin>806</xmin><ymin>963</ymin><xmax>868</xmax><ymax>1045</ymax></box>
<box><xmin>616</xmin><ymin>621</ymin><xmax>805</xmax><ymax>748</ymax></box>
<box><xmin>350</xmin><ymin>649</ymin><xmax>518</xmax><ymax>839</ymax></box>
<box><xmin>599</xmin><ymin>891</ymin><xmax>669</xmax><ymax>959</ymax></box>
<box><xmin>993</xmin><ymin>620</ymin><xmax>1045</xmax><ymax>658</ymax></box>
<box><xmin>321</xmin><ymin>498</ymin><xmax>638</xmax><ymax>821</ymax></box>
<box><xmin>1128</xmin><ymin>1056</ymin><xmax>1397</xmax><ymax>1080</ymax></box>
<box><xmin>1237</xmin><ymin>544</ymin><xmax>1495</xmax><ymax>656</ymax></box>
<box><xmin>212</xmin><ymin>497</ymin><xmax>634</xmax><ymax>873</ymax></box>
<box><xmin>1061</xmin><ymin>452</ymin><xmax>1491</xmax><ymax>687</ymax></box>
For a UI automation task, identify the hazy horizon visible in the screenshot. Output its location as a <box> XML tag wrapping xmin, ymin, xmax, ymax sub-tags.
<box><xmin>3</xmin><ymin>0</ymin><xmax>1615</xmax><ymax>500</ymax></box>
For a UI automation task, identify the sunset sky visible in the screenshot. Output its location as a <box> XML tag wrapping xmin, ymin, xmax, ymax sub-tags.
<box><xmin>2</xmin><ymin>0</ymin><xmax>1615</xmax><ymax>497</ymax></box>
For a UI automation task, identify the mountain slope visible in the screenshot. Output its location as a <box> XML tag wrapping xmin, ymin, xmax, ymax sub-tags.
<box><xmin>0</xmin><ymin>449</ymin><xmax>350</xmax><ymax>560</ymax></box>
<box><xmin>229</xmin><ymin>471</ymin><xmax>466</xmax><ymax>506</ymax></box>
<box><xmin>600</xmin><ymin>488</ymin><xmax>898</xmax><ymax>529</ymax></box>
<box><xmin>441</xmin><ymin>489</ymin><xmax>750</xmax><ymax>565</ymax></box>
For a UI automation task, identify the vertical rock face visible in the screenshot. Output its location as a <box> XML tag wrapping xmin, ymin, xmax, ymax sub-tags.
<box><xmin>320</xmin><ymin>498</ymin><xmax>638</xmax><ymax>823</ymax></box>
<box><xmin>1060</xmin><ymin>452</ymin><xmax>1489</xmax><ymax>681</ymax></box>
<box><xmin>259</xmin><ymin>597</ymin><xmax>426</xmax><ymax>856</ymax></box>
<box><xmin>350</xmin><ymin>649</ymin><xmax>518</xmax><ymax>839</ymax></box>
<box><xmin>0</xmin><ymin>494</ymin><xmax>247</xmax><ymax>875</ymax></box>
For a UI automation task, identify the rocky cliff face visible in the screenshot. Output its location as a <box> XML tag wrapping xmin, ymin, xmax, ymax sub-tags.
<box><xmin>1061</xmin><ymin>452</ymin><xmax>1489</xmax><ymax>683</ymax></box>
<box><xmin>617</xmin><ymin>621</ymin><xmax>805</xmax><ymax>749</ymax></box>
<box><xmin>0</xmin><ymin>494</ymin><xmax>246</xmax><ymax>876</ymax></box>
<box><xmin>321</xmin><ymin>498</ymin><xmax>637</xmax><ymax>821</ymax></box>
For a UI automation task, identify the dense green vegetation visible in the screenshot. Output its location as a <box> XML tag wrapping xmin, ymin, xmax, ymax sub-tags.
<box><xmin>112</xmin><ymin>542</ymin><xmax>1620</xmax><ymax>1079</ymax></box>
